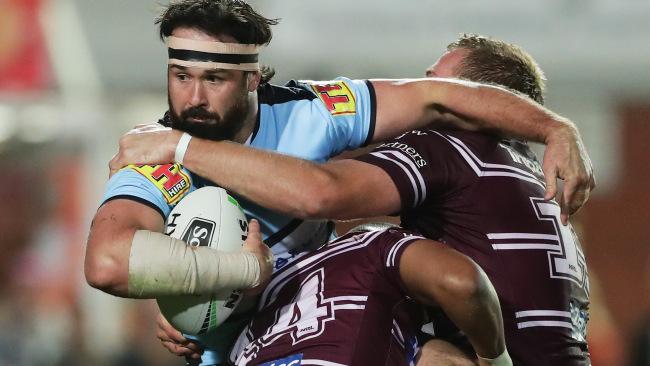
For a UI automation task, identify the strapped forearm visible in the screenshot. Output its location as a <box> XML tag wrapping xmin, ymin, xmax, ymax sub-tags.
<box><xmin>127</xmin><ymin>230</ymin><xmax>260</xmax><ymax>298</ymax></box>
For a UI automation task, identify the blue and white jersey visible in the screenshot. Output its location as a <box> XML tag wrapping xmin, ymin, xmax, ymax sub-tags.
<box><xmin>101</xmin><ymin>77</ymin><xmax>376</xmax><ymax>365</ymax></box>
<box><xmin>103</xmin><ymin>77</ymin><xmax>376</xmax><ymax>267</ymax></box>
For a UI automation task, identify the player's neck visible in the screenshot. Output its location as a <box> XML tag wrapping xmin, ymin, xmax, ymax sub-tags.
<box><xmin>232</xmin><ymin>92</ymin><xmax>259</xmax><ymax>144</ymax></box>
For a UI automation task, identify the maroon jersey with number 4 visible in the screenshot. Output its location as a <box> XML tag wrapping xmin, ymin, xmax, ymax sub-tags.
<box><xmin>229</xmin><ymin>228</ymin><xmax>425</xmax><ymax>366</ymax></box>
<box><xmin>356</xmin><ymin>129</ymin><xmax>591</xmax><ymax>366</ymax></box>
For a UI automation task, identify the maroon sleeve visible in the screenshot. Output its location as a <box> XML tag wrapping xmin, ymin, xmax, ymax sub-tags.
<box><xmin>371</xmin><ymin>228</ymin><xmax>425</xmax><ymax>294</ymax></box>
<box><xmin>354</xmin><ymin>129</ymin><xmax>465</xmax><ymax>210</ymax></box>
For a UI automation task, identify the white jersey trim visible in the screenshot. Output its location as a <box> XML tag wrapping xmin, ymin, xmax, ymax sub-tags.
<box><xmin>515</xmin><ymin>309</ymin><xmax>573</xmax><ymax>330</ymax></box>
<box><xmin>332</xmin><ymin>304</ymin><xmax>366</xmax><ymax>311</ymax></box>
<box><xmin>487</xmin><ymin>233</ymin><xmax>558</xmax><ymax>240</ymax></box>
<box><xmin>432</xmin><ymin>131</ymin><xmax>545</xmax><ymax>189</ymax></box>
<box><xmin>386</xmin><ymin>235</ymin><xmax>423</xmax><ymax>267</ymax></box>
<box><xmin>331</xmin><ymin>295</ymin><xmax>367</xmax><ymax>311</ymax></box>
<box><xmin>492</xmin><ymin>243</ymin><xmax>559</xmax><ymax>250</ymax></box>
<box><xmin>302</xmin><ymin>360</ymin><xmax>348</xmax><ymax>366</ymax></box>
<box><xmin>391</xmin><ymin>328</ymin><xmax>405</xmax><ymax>349</ymax></box>
<box><xmin>444</xmin><ymin>133</ymin><xmax>539</xmax><ymax>178</ymax></box>
<box><xmin>488</xmin><ymin>231</ymin><xmax>560</xmax><ymax>251</ymax></box>
<box><xmin>516</xmin><ymin>310</ymin><xmax>571</xmax><ymax>318</ymax></box>
<box><xmin>392</xmin><ymin>319</ymin><xmax>406</xmax><ymax>346</ymax></box>
<box><xmin>329</xmin><ymin>295</ymin><xmax>368</xmax><ymax>303</ymax></box>
<box><xmin>260</xmin><ymin>230</ymin><xmax>385</xmax><ymax>308</ymax></box>
<box><xmin>369</xmin><ymin>151</ymin><xmax>427</xmax><ymax>207</ymax></box>
<box><xmin>517</xmin><ymin>320</ymin><xmax>573</xmax><ymax>329</ymax></box>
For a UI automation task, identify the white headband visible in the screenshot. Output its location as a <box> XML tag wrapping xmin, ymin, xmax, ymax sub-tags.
<box><xmin>166</xmin><ymin>36</ymin><xmax>260</xmax><ymax>71</ymax></box>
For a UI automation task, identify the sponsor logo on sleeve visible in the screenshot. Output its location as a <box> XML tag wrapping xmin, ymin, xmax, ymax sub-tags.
<box><xmin>130</xmin><ymin>164</ymin><xmax>191</xmax><ymax>204</ymax></box>
<box><xmin>310</xmin><ymin>81</ymin><xmax>356</xmax><ymax>116</ymax></box>
<box><xmin>260</xmin><ymin>353</ymin><xmax>303</xmax><ymax>366</ymax></box>
<box><xmin>378</xmin><ymin>141</ymin><xmax>427</xmax><ymax>167</ymax></box>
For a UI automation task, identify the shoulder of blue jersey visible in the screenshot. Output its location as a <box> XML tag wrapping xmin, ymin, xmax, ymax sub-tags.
<box><xmin>285</xmin><ymin>79</ymin><xmax>357</xmax><ymax>117</ymax></box>
<box><xmin>128</xmin><ymin>164</ymin><xmax>192</xmax><ymax>205</ymax></box>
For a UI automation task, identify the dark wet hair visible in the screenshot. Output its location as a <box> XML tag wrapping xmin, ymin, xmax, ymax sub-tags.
<box><xmin>157</xmin><ymin>0</ymin><xmax>279</xmax><ymax>83</ymax></box>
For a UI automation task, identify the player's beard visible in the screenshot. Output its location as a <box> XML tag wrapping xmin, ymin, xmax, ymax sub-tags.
<box><xmin>168</xmin><ymin>93</ymin><xmax>249</xmax><ymax>142</ymax></box>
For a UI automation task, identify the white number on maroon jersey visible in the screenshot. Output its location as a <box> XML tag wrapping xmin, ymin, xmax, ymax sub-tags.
<box><xmin>531</xmin><ymin>198</ymin><xmax>588</xmax><ymax>288</ymax></box>
<box><xmin>235</xmin><ymin>267</ymin><xmax>369</xmax><ymax>364</ymax></box>
<box><xmin>266</xmin><ymin>268</ymin><xmax>335</xmax><ymax>345</ymax></box>
<box><xmin>488</xmin><ymin>197</ymin><xmax>588</xmax><ymax>291</ymax></box>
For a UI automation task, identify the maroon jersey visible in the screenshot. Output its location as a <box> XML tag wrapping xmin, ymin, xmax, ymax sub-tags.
<box><xmin>229</xmin><ymin>229</ymin><xmax>425</xmax><ymax>366</ymax></box>
<box><xmin>356</xmin><ymin>129</ymin><xmax>590</xmax><ymax>366</ymax></box>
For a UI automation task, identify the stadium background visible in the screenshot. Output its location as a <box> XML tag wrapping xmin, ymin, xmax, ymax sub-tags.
<box><xmin>0</xmin><ymin>0</ymin><xmax>648</xmax><ymax>364</ymax></box>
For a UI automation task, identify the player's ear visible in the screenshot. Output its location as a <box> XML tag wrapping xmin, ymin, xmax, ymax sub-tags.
<box><xmin>247</xmin><ymin>71</ymin><xmax>261</xmax><ymax>92</ymax></box>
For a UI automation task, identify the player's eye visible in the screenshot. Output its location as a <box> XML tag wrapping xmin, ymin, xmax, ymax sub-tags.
<box><xmin>204</xmin><ymin>74</ymin><xmax>223</xmax><ymax>83</ymax></box>
<box><xmin>175</xmin><ymin>73</ymin><xmax>190</xmax><ymax>81</ymax></box>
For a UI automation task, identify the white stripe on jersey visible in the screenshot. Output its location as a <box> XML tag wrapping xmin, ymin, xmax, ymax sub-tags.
<box><xmin>517</xmin><ymin>320</ymin><xmax>573</xmax><ymax>329</ymax></box>
<box><xmin>482</xmin><ymin>171</ymin><xmax>545</xmax><ymax>188</ymax></box>
<box><xmin>369</xmin><ymin>151</ymin><xmax>427</xmax><ymax>207</ymax></box>
<box><xmin>393</xmin><ymin>319</ymin><xmax>406</xmax><ymax>345</ymax></box>
<box><xmin>391</xmin><ymin>328</ymin><xmax>405</xmax><ymax>349</ymax></box>
<box><xmin>331</xmin><ymin>295</ymin><xmax>367</xmax><ymax>311</ymax></box>
<box><xmin>260</xmin><ymin>230</ymin><xmax>385</xmax><ymax>308</ymax></box>
<box><xmin>332</xmin><ymin>304</ymin><xmax>366</xmax><ymax>311</ymax></box>
<box><xmin>386</xmin><ymin>235</ymin><xmax>424</xmax><ymax>267</ymax></box>
<box><xmin>329</xmin><ymin>295</ymin><xmax>368</xmax><ymax>303</ymax></box>
<box><xmin>302</xmin><ymin>360</ymin><xmax>348</xmax><ymax>366</ymax></box>
<box><xmin>514</xmin><ymin>309</ymin><xmax>573</xmax><ymax>330</ymax></box>
<box><xmin>488</xmin><ymin>232</ymin><xmax>560</xmax><ymax>250</ymax></box>
<box><xmin>487</xmin><ymin>233</ymin><xmax>558</xmax><ymax>240</ymax></box>
<box><xmin>516</xmin><ymin>310</ymin><xmax>571</xmax><ymax>318</ymax></box>
<box><xmin>492</xmin><ymin>243</ymin><xmax>559</xmax><ymax>250</ymax></box>
<box><xmin>444</xmin><ymin>133</ymin><xmax>539</xmax><ymax>178</ymax></box>
<box><xmin>432</xmin><ymin>131</ymin><xmax>545</xmax><ymax>189</ymax></box>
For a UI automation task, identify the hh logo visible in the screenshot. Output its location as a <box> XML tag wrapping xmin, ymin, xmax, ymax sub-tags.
<box><xmin>311</xmin><ymin>81</ymin><xmax>356</xmax><ymax>116</ymax></box>
<box><xmin>131</xmin><ymin>164</ymin><xmax>191</xmax><ymax>204</ymax></box>
<box><xmin>260</xmin><ymin>353</ymin><xmax>303</xmax><ymax>366</ymax></box>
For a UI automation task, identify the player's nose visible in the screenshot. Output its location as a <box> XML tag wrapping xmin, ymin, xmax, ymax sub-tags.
<box><xmin>189</xmin><ymin>82</ymin><xmax>207</xmax><ymax>107</ymax></box>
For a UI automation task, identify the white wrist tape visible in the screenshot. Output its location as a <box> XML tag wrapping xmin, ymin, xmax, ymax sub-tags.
<box><xmin>127</xmin><ymin>230</ymin><xmax>260</xmax><ymax>298</ymax></box>
<box><xmin>174</xmin><ymin>132</ymin><xmax>192</xmax><ymax>164</ymax></box>
<box><xmin>478</xmin><ymin>349</ymin><xmax>513</xmax><ymax>366</ymax></box>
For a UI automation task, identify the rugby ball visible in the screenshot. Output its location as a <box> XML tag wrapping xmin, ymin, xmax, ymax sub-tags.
<box><xmin>156</xmin><ymin>186</ymin><xmax>248</xmax><ymax>335</ymax></box>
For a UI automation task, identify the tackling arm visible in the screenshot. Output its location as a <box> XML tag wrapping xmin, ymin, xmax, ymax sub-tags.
<box><xmin>109</xmin><ymin>125</ymin><xmax>401</xmax><ymax>220</ymax></box>
<box><xmin>371</xmin><ymin>78</ymin><xmax>595</xmax><ymax>220</ymax></box>
<box><xmin>371</xmin><ymin>77</ymin><xmax>567</xmax><ymax>144</ymax></box>
<box><xmin>398</xmin><ymin>239</ymin><xmax>509</xmax><ymax>364</ymax></box>
<box><xmin>181</xmin><ymin>138</ymin><xmax>401</xmax><ymax>220</ymax></box>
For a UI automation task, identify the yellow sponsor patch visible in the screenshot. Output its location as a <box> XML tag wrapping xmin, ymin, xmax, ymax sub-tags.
<box><xmin>310</xmin><ymin>81</ymin><xmax>356</xmax><ymax>116</ymax></box>
<box><xmin>130</xmin><ymin>164</ymin><xmax>191</xmax><ymax>204</ymax></box>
